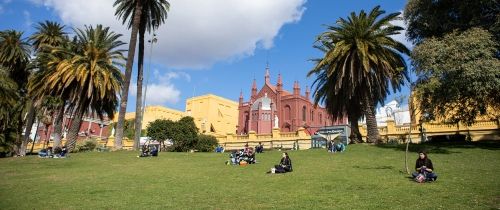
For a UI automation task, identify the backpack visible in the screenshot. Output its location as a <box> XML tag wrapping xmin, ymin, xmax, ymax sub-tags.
<box><xmin>415</xmin><ymin>173</ymin><xmax>426</xmax><ymax>183</ymax></box>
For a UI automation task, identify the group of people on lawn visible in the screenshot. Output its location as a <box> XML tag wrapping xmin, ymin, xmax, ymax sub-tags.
<box><xmin>38</xmin><ymin>146</ymin><xmax>67</xmax><ymax>158</ymax></box>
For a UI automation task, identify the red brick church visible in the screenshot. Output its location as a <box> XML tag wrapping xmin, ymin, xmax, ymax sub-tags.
<box><xmin>237</xmin><ymin>67</ymin><xmax>347</xmax><ymax>135</ymax></box>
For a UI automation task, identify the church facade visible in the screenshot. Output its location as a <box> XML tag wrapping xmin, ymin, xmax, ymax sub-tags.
<box><xmin>237</xmin><ymin>68</ymin><xmax>347</xmax><ymax>135</ymax></box>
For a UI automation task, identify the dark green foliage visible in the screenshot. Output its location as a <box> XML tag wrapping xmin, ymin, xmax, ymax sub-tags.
<box><xmin>146</xmin><ymin>116</ymin><xmax>209</xmax><ymax>152</ymax></box>
<box><xmin>123</xmin><ymin>119</ymin><xmax>136</xmax><ymax>140</ymax></box>
<box><xmin>195</xmin><ymin>134</ymin><xmax>218</xmax><ymax>152</ymax></box>
<box><xmin>74</xmin><ymin>139</ymin><xmax>98</xmax><ymax>153</ymax></box>
<box><xmin>412</xmin><ymin>28</ymin><xmax>500</xmax><ymax>125</ymax></box>
<box><xmin>404</xmin><ymin>0</ymin><xmax>500</xmax><ymax>45</ymax></box>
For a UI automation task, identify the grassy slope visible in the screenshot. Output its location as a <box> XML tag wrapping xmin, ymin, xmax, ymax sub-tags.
<box><xmin>0</xmin><ymin>142</ymin><xmax>499</xmax><ymax>209</ymax></box>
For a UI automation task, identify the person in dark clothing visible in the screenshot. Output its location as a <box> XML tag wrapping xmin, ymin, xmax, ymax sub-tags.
<box><xmin>411</xmin><ymin>151</ymin><xmax>438</xmax><ymax>182</ymax></box>
<box><xmin>255</xmin><ymin>142</ymin><xmax>264</xmax><ymax>153</ymax></box>
<box><xmin>150</xmin><ymin>146</ymin><xmax>158</xmax><ymax>157</ymax></box>
<box><xmin>268</xmin><ymin>152</ymin><xmax>293</xmax><ymax>173</ymax></box>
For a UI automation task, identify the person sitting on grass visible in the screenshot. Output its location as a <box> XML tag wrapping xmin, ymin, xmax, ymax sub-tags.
<box><xmin>138</xmin><ymin>145</ymin><xmax>150</xmax><ymax>157</ymax></box>
<box><xmin>255</xmin><ymin>142</ymin><xmax>264</xmax><ymax>153</ymax></box>
<box><xmin>38</xmin><ymin>148</ymin><xmax>48</xmax><ymax>158</ymax></box>
<box><xmin>335</xmin><ymin>141</ymin><xmax>346</xmax><ymax>153</ymax></box>
<box><xmin>411</xmin><ymin>150</ymin><xmax>438</xmax><ymax>182</ymax></box>
<box><xmin>268</xmin><ymin>152</ymin><xmax>293</xmax><ymax>173</ymax></box>
<box><xmin>150</xmin><ymin>146</ymin><xmax>158</xmax><ymax>157</ymax></box>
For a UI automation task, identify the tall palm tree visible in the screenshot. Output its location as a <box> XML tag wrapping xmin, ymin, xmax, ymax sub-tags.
<box><xmin>28</xmin><ymin>21</ymin><xmax>68</xmax><ymax>149</ymax></box>
<box><xmin>36</xmin><ymin>25</ymin><xmax>125</xmax><ymax>151</ymax></box>
<box><xmin>0</xmin><ymin>30</ymin><xmax>32</xmax><ymax>155</ymax></box>
<box><xmin>113</xmin><ymin>0</ymin><xmax>143</xmax><ymax>150</ymax></box>
<box><xmin>114</xmin><ymin>0</ymin><xmax>170</xmax><ymax>150</ymax></box>
<box><xmin>308</xmin><ymin>6</ymin><xmax>409</xmax><ymax>143</ymax></box>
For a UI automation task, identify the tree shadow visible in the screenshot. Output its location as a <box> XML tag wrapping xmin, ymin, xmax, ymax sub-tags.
<box><xmin>374</xmin><ymin>140</ymin><xmax>500</xmax><ymax>155</ymax></box>
<box><xmin>352</xmin><ymin>165</ymin><xmax>394</xmax><ymax>170</ymax></box>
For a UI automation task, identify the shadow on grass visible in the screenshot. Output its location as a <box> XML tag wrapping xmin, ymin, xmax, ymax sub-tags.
<box><xmin>352</xmin><ymin>165</ymin><xmax>394</xmax><ymax>170</ymax></box>
<box><xmin>374</xmin><ymin>140</ymin><xmax>500</xmax><ymax>154</ymax></box>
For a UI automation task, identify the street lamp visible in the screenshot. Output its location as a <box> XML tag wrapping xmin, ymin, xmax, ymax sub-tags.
<box><xmin>140</xmin><ymin>33</ymin><xmax>157</xmax><ymax>132</ymax></box>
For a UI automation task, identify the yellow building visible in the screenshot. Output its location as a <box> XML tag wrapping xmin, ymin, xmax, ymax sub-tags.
<box><xmin>186</xmin><ymin>94</ymin><xmax>239</xmax><ymax>136</ymax></box>
<box><xmin>123</xmin><ymin>105</ymin><xmax>186</xmax><ymax>130</ymax></box>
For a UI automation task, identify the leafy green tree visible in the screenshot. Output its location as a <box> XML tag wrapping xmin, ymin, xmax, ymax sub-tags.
<box><xmin>308</xmin><ymin>6</ymin><xmax>410</xmax><ymax>143</ymax></box>
<box><xmin>146</xmin><ymin>119</ymin><xmax>175</xmax><ymax>150</ymax></box>
<box><xmin>0</xmin><ymin>30</ymin><xmax>32</xmax><ymax>155</ymax></box>
<box><xmin>404</xmin><ymin>0</ymin><xmax>500</xmax><ymax>45</ymax></box>
<box><xmin>35</xmin><ymin>25</ymin><xmax>125</xmax><ymax>151</ymax></box>
<box><xmin>195</xmin><ymin>134</ymin><xmax>218</xmax><ymax>152</ymax></box>
<box><xmin>114</xmin><ymin>0</ymin><xmax>170</xmax><ymax>150</ymax></box>
<box><xmin>412</xmin><ymin>28</ymin><xmax>500</xmax><ymax>125</ymax></box>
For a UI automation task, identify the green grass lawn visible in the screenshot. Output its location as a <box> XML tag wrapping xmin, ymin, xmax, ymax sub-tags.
<box><xmin>1</xmin><ymin>142</ymin><xmax>499</xmax><ymax>209</ymax></box>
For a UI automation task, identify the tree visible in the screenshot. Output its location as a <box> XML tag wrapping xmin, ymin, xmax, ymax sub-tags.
<box><xmin>113</xmin><ymin>0</ymin><xmax>143</xmax><ymax>150</ymax></box>
<box><xmin>114</xmin><ymin>0</ymin><xmax>170</xmax><ymax>150</ymax></box>
<box><xmin>171</xmin><ymin>116</ymin><xmax>198</xmax><ymax>151</ymax></box>
<box><xmin>411</xmin><ymin>28</ymin><xmax>500</xmax><ymax>125</ymax></box>
<box><xmin>309</xmin><ymin>41</ymin><xmax>364</xmax><ymax>143</ymax></box>
<box><xmin>28</xmin><ymin>21</ymin><xmax>68</xmax><ymax>148</ymax></box>
<box><xmin>0</xmin><ymin>30</ymin><xmax>32</xmax><ymax>155</ymax></box>
<box><xmin>195</xmin><ymin>134</ymin><xmax>218</xmax><ymax>152</ymax></box>
<box><xmin>308</xmin><ymin>6</ymin><xmax>410</xmax><ymax>143</ymax></box>
<box><xmin>36</xmin><ymin>25</ymin><xmax>125</xmax><ymax>151</ymax></box>
<box><xmin>404</xmin><ymin>0</ymin><xmax>500</xmax><ymax>45</ymax></box>
<box><xmin>146</xmin><ymin>119</ymin><xmax>175</xmax><ymax>151</ymax></box>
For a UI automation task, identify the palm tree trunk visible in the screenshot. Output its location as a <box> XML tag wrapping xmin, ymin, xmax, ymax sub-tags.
<box><xmin>15</xmin><ymin>112</ymin><xmax>24</xmax><ymax>156</ymax></box>
<box><xmin>65</xmin><ymin>106</ymin><xmax>85</xmax><ymax>152</ymax></box>
<box><xmin>348</xmin><ymin>114</ymin><xmax>363</xmax><ymax>143</ymax></box>
<box><xmin>21</xmin><ymin>102</ymin><xmax>36</xmax><ymax>155</ymax></box>
<box><xmin>363</xmin><ymin>96</ymin><xmax>379</xmax><ymax>143</ymax></box>
<box><xmin>115</xmin><ymin>0</ymin><xmax>143</xmax><ymax>150</ymax></box>
<box><xmin>52</xmin><ymin>105</ymin><xmax>65</xmax><ymax>148</ymax></box>
<box><xmin>134</xmin><ymin>27</ymin><xmax>146</xmax><ymax>151</ymax></box>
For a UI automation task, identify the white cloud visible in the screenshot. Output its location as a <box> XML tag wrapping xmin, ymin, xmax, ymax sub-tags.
<box><xmin>389</xmin><ymin>11</ymin><xmax>413</xmax><ymax>49</ymax></box>
<box><xmin>29</xmin><ymin>0</ymin><xmax>306</xmax><ymax>69</ymax></box>
<box><xmin>130</xmin><ymin>70</ymin><xmax>186</xmax><ymax>106</ymax></box>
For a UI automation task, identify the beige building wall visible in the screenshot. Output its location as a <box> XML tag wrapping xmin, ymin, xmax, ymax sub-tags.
<box><xmin>123</xmin><ymin>105</ymin><xmax>186</xmax><ymax>130</ymax></box>
<box><xmin>186</xmin><ymin>94</ymin><xmax>238</xmax><ymax>136</ymax></box>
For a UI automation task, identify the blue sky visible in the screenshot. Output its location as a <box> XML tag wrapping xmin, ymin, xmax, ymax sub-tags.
<box><xmin>0</xmin><ymin>0</ymin><xmax>412</xmax><ymax>112</ymax></box>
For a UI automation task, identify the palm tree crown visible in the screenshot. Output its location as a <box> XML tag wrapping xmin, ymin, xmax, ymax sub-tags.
<box><xmin>308</xmin><ymin>6</ymin><xmax>410</xmax><ymax>143</ymax></box>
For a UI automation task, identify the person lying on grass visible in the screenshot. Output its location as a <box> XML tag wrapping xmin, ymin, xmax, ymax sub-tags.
<box><xmin>412</xmin><ymin>150</ymin><xmax>438</xmax><ymax>182</ymax></box>
<box><xmin>268</xmin><ymin>152</ymin><xmax>293</xmax><ymax>173</ymax></box>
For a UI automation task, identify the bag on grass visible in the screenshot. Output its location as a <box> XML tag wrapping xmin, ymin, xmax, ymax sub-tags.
<box><xmin>415</xmin><ymin>173</ymin><xmax>426</xmax><ymax>183</ymax></box>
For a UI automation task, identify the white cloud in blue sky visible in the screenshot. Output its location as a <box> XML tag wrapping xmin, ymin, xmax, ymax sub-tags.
<box><xmin>28</xmin><ymin>0</ymin><xmax>307</xmax><ymax>69</ymax></box>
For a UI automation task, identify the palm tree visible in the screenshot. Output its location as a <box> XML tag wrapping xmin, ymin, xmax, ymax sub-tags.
<box><xmin>308</xmin><ymin>6</ymin><xmax>409</xmax><ymax>143</ymax></box>
<box><xmin>27</xmin><ymin>21</ymin><xmax>68</xmax><ymax>149</ymax></box>
<box><xmin>113</xmin><ymin>0</ymin><xmax>143</xmax><ymax>150</ymax></box>
<box><xmin>37</xmin><ymin>25</ymin><xmax>125</xmax><ymax>151</ymax></box>
<box><xmin>0</xmin><ymin>30</ymin><xmax>32</xmax><ymax>155</ymax></box>
<box><xmin>114</xmin><ymin>0</ymin><xmax>170</xmax><ymax>150</ymax></box>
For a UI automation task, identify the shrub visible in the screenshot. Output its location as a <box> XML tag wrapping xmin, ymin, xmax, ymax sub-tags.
<box><xmin>74</xmin><ymin>139</ymin><xmax>97</xmax><ymax>153</ymax></box>
<box><xmin>194</xmin><ymin>134</ymin><xmax>218</xmax><ymax>152</ymax></box>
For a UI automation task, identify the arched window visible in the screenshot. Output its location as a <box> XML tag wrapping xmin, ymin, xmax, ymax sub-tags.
<box><xmin>319</xmin><ymin>113</ymin><xmax>322</xmax><ymax>124</ymax></box>
<box><xmin>311</xmin><ymin>110</ymin><xmax>314</xmax><ymax>121</ymax></box>
<box><xmin>302</xmin><ymin>106</ymin><xmax>306</xmax><ymax>121</ymax></box>
<box><xmin>284</xmin><ymin>105</ymin><xmax>291</xmax><ymax>120</ymax></box>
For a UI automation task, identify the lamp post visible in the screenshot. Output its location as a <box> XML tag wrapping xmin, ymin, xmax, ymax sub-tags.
<box><xmin>140</xmin><ymin>33</ymin><xmax>157</xmax><ymax>136</ymax></box>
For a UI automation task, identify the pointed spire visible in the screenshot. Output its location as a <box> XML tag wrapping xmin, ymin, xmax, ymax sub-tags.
<box><xmin>265</xmin><ymin>65</ymin><xmax>270</xmax><ymax>84</ymax></box>
<box><xmin>239</xmin><ymin>90</ymin><xmax>243</xmax><ymax>104</ymax></box>
<box><xmin>251</xmin><ymin>79</ymin><xmax>257</xmax><ymax>98</ymax></box>
<box><xmin>294</xmin><ymin>81</ymin><xmax>300</xmax><ymax>95</ymax></box>
<box><xmin>277</xmin><ymin>73</ymin><xmax>283</xmax><ymax>91</ymax></box>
